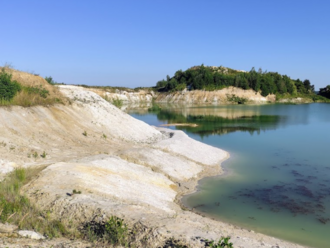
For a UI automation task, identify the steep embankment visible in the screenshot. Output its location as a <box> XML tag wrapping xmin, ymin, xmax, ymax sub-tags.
<box><xmin>87</xmin><ymin>87</ymin><xmax>155</xmax><ymax>103</ymax></box>
<box><xmin>89</xmin><ymin>86</ymin><xmax>276</xmax><ymax>105</ymax></box>
<box><xmin>155</xmin><ymin>86</ymin><xmax>276</xmax><ymax>104</ymax></box>
<box><xmin>0</xmin><ymin>84</ymin><xmax>306</xmax><ymax>247</ymax></box>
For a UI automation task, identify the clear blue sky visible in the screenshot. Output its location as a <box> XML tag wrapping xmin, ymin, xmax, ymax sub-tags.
<box><xmin>1</xmin><ymin>0</ymin><xmax>329</xmax><ymax>90</ymax></box>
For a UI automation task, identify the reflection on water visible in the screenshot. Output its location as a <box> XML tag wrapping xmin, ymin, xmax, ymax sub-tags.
<box><xmin>129</xmin><ymin>103</ymin><xmax>309</xmax><ymax>137</ymax></box>
<box><xmin>128</xmin><ymin>103</ymin><xmax>330</xmax><ymax>248</ymax></box>
<box><xmin>157</xmin><ymin>111</ymin><xmax>282</xmax><ymax>137</ymax></box>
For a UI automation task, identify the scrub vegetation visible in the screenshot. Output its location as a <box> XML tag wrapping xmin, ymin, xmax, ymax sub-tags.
<box><xmin>0</xmin><ymin>167</ymin><xmax>70</xmax><ymax>238</ymax></box>
<box><xmin>0</xmin><ymin>67</ymin><xmax>65</xmax><ymax>107</ymax></box>
<box><xmin>155</xmin><ymin>65</ymin><xmax>322</xmax><ymax>100</ymax></box>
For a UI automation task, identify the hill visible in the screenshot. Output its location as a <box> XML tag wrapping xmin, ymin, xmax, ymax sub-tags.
<box><xmin>155</xmin><ymin>65</ymin><xmax>321</xmax><ymax>100</ymax></box>
<box><xmin>0</xmin><ymin>67</ymin><xmax>65</xmax><ymax>106</ymax></box>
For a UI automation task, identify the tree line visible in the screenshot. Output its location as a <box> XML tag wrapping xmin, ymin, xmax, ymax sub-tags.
<box><xmin>156</xmin><ymin>65</ymin><xmax>315</xmax><ymax>97</ymax></box>
<box><xmin>319</xmin><ymin>85</ymin><xmax>330</xmax><ymax>99</ymax></box>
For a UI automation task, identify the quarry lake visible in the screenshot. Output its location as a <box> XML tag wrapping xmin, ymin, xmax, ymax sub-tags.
<box><xmin>128</xmin><ymin>103</ymin><xmax>330</xmax><ymax>248</ymax></box>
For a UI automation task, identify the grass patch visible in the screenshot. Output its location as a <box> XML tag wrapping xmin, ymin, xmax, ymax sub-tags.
<box><xmin>7</xmin><ymin>86</ymin><xmax>63</xmax><ymax>107</ymax></box>
<box><xmin>82</xmin><ymin>216</ymin><xmax>129</xmax><ymax>246</ymax></box>
<box><xmin>0</xmin><ymin>167</ymin><xmax>72</xmax><ymax>238</ymax></box>
<box><xmin>111</xmin><ymin>97</ymin><xmax>123</xmax><ymax>109</ymax></box>
<box><xmin>0</xmin><ymin>67</ymin><xmax>65</xmax><ymax>107</ymax></box>
<box><xmin>102</xmin><ymin>95</ymin><xmax>124</xmax><ymax>109</ymax></box>
<box><xmin>40</xmin><ymin>151</ymin><xmax>47</xmax><ymax>158</ymax></box>
<box><xmin>206</xmin><ymin>237</ymin><xmax>234</xmax><ymax>247</ymax></box>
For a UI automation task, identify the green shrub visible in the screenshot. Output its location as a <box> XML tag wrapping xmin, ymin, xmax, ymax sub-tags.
<box><xmin>23</xmin><ymin>85</ymin><xmax>49</xmax><ymax>98</ymax></box>
<box><xmin>111</xmin><ymin>97</ymin><xmax>123</xmax><ymax>109</ymax></box>
<box><xmin>102</xmin><ymin>95</ymin><xmax>124</xmax><ymax>108</ymax></box>
<box><xmin>83</xmin><ymin>216</ymin><xmax>129</xmax><ymax>246</ymax></box>
<box><xmin>40</xmin><ymin>151</ymin><xmax>47</xmax><ymax>158</ymax></box>
<box><xmin>72</xmin><ymin>189</ymin><xmax>81</xmax><ymax>194</ymax></box>
<box><xmin>105</xmin><ymin>216</ymin><xmax>128</xmax><ymax>245</ymax></box>
<box><xmin>45</xmin><ymin>76</ymin><xmax>56</xmax><ymax>85</ymax></box>
<box><xmin>32</xmin><ymin>151</ymin><xmax>38</xmax><ymax>158</ymax></box>
<box><xmin>207</xmin><ymin>237</ymin><xmax>234</xmax><ymax>248</ymax></box>
<box><xmin>226</xmin><ymin>94</ymin><xmax>247</xmax><ymax>104</ymax></box>
<box><xmin>0</xmin><ymin>68</ymin><xmax>21</xmax><ymax>101</ymax></box>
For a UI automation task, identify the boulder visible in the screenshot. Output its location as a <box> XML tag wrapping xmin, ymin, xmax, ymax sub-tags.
<box><xmin>18</xmin><ymin>230</ymin><xmax>45</xmax><ymax>240</ymax></box>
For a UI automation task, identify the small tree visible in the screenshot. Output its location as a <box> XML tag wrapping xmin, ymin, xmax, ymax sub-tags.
<box><xmin>45</xmin><ymin>76</ymin><xmax>55</xmax><ymax>85</ymax></box>
<box><xmin>0</xmin><ymin>68</ymin><xmax>21</xmax><ymax>100</ymax></box>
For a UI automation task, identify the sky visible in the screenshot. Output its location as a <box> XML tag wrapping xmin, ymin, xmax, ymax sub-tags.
<box><xmin>1</xmin><ymin>0</ymin><xmax>329</xmax><ymax>90</ymax></box>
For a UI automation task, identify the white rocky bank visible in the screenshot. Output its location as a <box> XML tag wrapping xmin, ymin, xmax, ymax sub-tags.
<box><xmin>0</xmin><ymin>85</ymin><xmax>307</xmax><ymax>247</ymax></box>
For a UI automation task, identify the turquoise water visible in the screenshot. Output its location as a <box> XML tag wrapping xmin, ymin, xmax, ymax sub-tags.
<box><xmin>128</xmin><ymin>103</ymin><xmax>330</xmax><ymax>248</ymax></box>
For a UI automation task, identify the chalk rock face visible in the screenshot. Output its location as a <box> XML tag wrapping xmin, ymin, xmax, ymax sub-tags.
<box><xmin>58</xmin><ymin>85</ymin><xmax>163</xmax><ymax>143</ymax></box>
<box><xmin>118</xmin><ymin>147</ymin><xmax>203</xmax><ymax>181</ymax></box>
<box><xmin>0</xmin><ymin>160</ymin><xmax>16</xmax><ymax>175</ymax></box>
<box><xmin>18</xmin><ymin>230</ymin><xmax>45</xmax><ymax>240</ymax></box>
<box><xmin>104</xmin><ymin>90</ymin><xmax>154</xmax><ymax>103</ymax></box>
<box><xmin>155</xmin><ymin>87</ymin><xmax>275</xmax><ymax>104</ymax></box>
<box><xmin>153</xmin><ymin>128</ymin><xmax>228</xmax><ymax>166</ymax></box>
<box><xmin>24</xmin><ymin>155</ymin><xmax>178</xmax><ymax>213</ymax></box>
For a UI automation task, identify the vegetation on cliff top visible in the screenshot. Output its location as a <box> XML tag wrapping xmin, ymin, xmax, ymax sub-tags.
<box><xmin>0</xmin><ymin>67</ymin><xmax>65</xmax><ymax>107</ymax></box>
<box><xmin>155</xmin><ymin>65</ymin><xmax>319</xmax><ymax>98</ymax></box>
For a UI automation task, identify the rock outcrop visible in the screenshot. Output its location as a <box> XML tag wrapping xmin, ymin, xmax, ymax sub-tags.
<box><xmin>155</xmin><ymin>87</ymin><xmax>275</xmax><ymax>104</ymax></box>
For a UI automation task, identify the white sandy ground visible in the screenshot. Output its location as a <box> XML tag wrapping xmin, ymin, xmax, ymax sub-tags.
<box><xmin>0</xmin><ymin>85</ymin><xmax>308</xmax><ymax>247</ymax></box>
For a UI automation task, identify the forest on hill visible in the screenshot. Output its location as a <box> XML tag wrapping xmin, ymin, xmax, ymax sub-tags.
<box><xmin>156</xmin><ymin>65</ymin><xmax>316</xmax><ymax>97</ymax></box>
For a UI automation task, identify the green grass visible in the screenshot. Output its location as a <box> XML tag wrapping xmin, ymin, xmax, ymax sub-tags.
<box><xmin>82</xmin><ymin>216</ymin><xmax>130</xmax><ymax>246</ymax></box>
<box><xmin>206</xmin><ymin>237</ymin><xmax>234</xmax><ymax>248</ymax></box>
<box><xmin>111</xmin><ymin>97</ymin><xmax>123</xmax><ymax>108</ymax></box>
<box><xmin>102</xmin><ymin>95</ymin><xmax>124</xmax><ymax>108</ymax></box>
<box><xmin>0</xmin><ymin>167</ymin><xmax>72</xmax><ymax>238</ymax></box>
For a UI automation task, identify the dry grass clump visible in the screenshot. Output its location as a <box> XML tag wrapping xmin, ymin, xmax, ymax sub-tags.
<box><xmin>0</xmin><ymin>167</ymin><xmax>77</xmax><ymax>238</ymax></box>
<box><xmin>9</xmin><ymin>89</ymin><xmax>63</xmax><ymax>107</ymax></box>
<box><xmin>0</xmin><ymin>67</ymin><xmax>66</xmax><ymax>107</ymax></box>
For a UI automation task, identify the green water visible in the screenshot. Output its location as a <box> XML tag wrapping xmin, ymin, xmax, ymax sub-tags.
<box><xmin>128</xmin><ymin>103</ymin><xmax>330</xmax><ymax>248</ymax></box>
